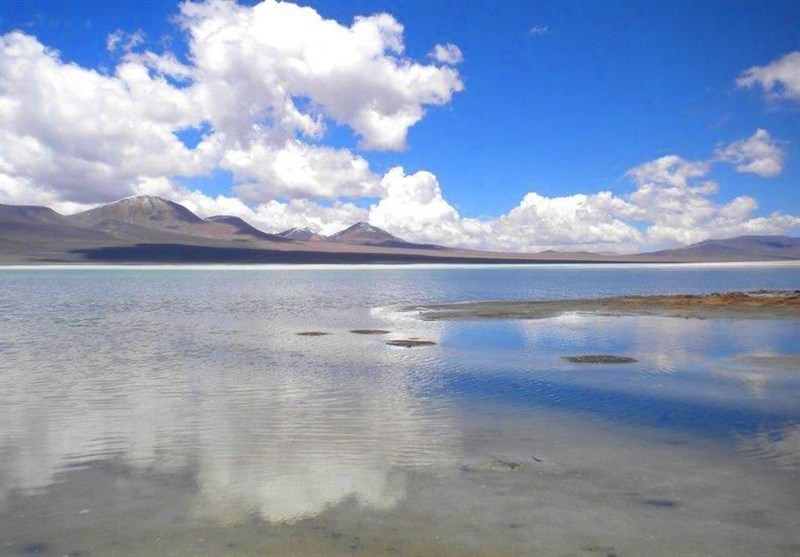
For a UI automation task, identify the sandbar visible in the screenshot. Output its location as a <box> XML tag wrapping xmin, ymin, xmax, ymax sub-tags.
<box><xmin>410</xmin><ymin>291</ymin><xmax>800</xmax><ymax>321</ymax></box>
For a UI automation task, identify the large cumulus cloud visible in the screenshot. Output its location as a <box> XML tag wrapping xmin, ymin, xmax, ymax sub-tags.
<box><xmin>0</xmin><ymin>0</ymin><xmax>797</xmax><ymax>252</ymax></box>
<box><xmin>0</xmin><ymin>0</ymin><xmax>462</xmax><ymax>208</ymax></box>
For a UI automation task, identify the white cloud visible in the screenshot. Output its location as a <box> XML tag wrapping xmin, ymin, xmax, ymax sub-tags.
<box><xmin>736</xmin><ymin>51</ymin><xmax>800</xmax><ymax>102</ymax></box>
<box><xmin>625</xmin><ymin>155</ymin><xmax>711</xmax><ymax>188</ymax></box>
<box><xmin>179</xmin><ymin>0</ymin><xmax>463</xmax><ymax>150</ymax></box>
<box><xmin>493</xmin><ymin>191</ymin><xmax>641</xmax><ymax>251</ymax></box>
<box><xmin>715</xmin><ymin>129</ymin><xmax>785</xmax><ymax>177</ymax></box>
<box><xmin>125</xmin><ymin>50</ymin><xmax>194</xmax><ymax>81</ymax></box>
<box><xmin>106</xmin><ymin>29</ymin><xmax>145</xmax><ymax>53</ymax></box>
<box><xmin>131</xmin><ymin>177</ymin><xmax>367</xmax><ymax>236</ymax></box>
<box><xmin>0</xmin><ymin>32</ymin><xmax>208</xmax><ymax>204</ymax></box>
<box><xmin>429</xmin><ymin>43</ymin><xmax>463</xmax><ymax>65</ymax></box>
<box><xmin>369</xmin><ymin>167</ymin><xmax>467</xmax><ymax>245</ymax></box>
<box><xmin>225</xmin><ymin>140</ymin><xmax>380</xmax><ymax>201</ymax></box>
<box><xmin>253</xmin><ymin>199</ymin><xmax>367</xmax><ymax>235</ymax></box>
<box><xmin>622</xmin><ymin>151</ymin><xmax>798</xmax><ymax>247</ymax></box>
<box><xmin>0</xmin><ymin>172</ymin><xmax>96</xmax><ymax>215</ymax></box>
<box><xmin>364</xmin><ymin>140</ymin><xmax>799</xmax><ymax>252</ymax></box>
<box><xmin>528</xmin><ymin>25</ymin><xmax>549</xmax><ymax>36</ymax></box>
<box><xmin>106</xmin><ymin>29</ymin><xmax>123</xmax><ymax>52</ymax></box>
<box><xmin>368</xmin><ymin>169</ymin><xmax>643</xmax><ymax>252</ymax></box>
<box><xmin>1</xmin><ymin>3</ymin><xmax>797</xmax><ymax>254</ymax></box>
<box><xmin>1</xmin><ymin>0</ymin><xmax>464</xmax><ymax>211</ymax></box>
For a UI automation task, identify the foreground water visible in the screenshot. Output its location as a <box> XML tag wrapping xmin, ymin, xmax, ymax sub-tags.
<box><xmin>1</xmin><ymin>263</ymin><xmax>798</xmax><ymax>556</ymax></box>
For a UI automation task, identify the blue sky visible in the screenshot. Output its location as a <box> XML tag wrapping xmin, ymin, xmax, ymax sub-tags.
<box><xmin>1</xmin><ymin>0</ymin><xmax>798</xmax><ymax>251</ymax></box>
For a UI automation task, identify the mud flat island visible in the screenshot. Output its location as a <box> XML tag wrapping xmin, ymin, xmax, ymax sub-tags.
<box><xmin>410</xmin><ymin>291</ymin><xmax>800</xmax><ymax>321</ymax></box>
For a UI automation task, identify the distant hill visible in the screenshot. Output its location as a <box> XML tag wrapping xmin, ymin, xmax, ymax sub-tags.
<box><xmin>1</xmin><ymin>202</ymin><xmax>118</xmax><ymax>242</ymax></box>
<box><xmin>0</xmin><ymin>204</ymin><xmax>69</xmax><ymax>225</ymax></box>
<box><xmin>328</xmin><ymin>222</ymin><xmax>443</xmax><ymax>250</ymax></box>
<box><xmin>328</xmin><ymin>222</ymin><xmax>404</xmax><ymax>245</ymax></box>
<box><xmin>0</xmin><ymin>202</ymin><xmax>168</xmax><ymax>261</ymax></box>
<box><xmin>645</xmin><ymin>235</ymin><xmax>800</xmax><ymax>261</ymax></box>
<box><xmin>205</xmin><ymin>215</ymin><xmax>286</xmax><ymax>242</ymax></box>
<box><xmin>1</xmin><ymin>196</ymin><xmax>798</xmax><ymax>264</ymax></box>
<box><xmin>0</xmin><ymin>197</ymin><xmax>461</xmax><ymax>263</ymax></box>
<box><xmin>65</xmin><ymin>196</ymin><xmax>282</xmax><ymax>242</ymax></box>
<box><xmin>68</xmin><ymin>196</ymin><xmax>202</xmax><ymax>228</ymax></box>
<box><xmin>277</xmin><ymin>227</ymin><xmax>327</xmax><ymax>242</ymax></box>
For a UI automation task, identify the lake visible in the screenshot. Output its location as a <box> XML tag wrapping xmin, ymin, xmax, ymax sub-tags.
<box><xmin>1</xmin><ymin>263</ymin><xmax>799</xmax><ymax>556</ymax></box>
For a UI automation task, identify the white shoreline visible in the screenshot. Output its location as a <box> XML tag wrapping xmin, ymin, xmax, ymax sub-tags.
<box><xmin>1</xmin><ymin>260</ymin><xmax>799</xmax><ymax>271</ymax></box>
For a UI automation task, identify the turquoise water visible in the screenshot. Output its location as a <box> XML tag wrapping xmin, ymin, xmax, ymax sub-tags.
<box><xmin>0</xmin><ymin>264</ymin><xmax>798</xmax><ymax>556</ymax></box>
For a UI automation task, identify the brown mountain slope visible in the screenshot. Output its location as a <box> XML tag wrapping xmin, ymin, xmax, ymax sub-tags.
<box><xmin>277</xmin><ymin>227</ymin><xmax>327</xmax><ymax>242</ymax></box>
<box><xmin>2</xmin><ymin>198</ymin><xmax>798</xmax><ymax>264</ymax></box>
<box><xmin>644</xmin><ymin>235</ymin><xmax>800</xmax><ymax>261</ymax></box>
<box><xmin>204</xmin><ymin>215</ymin><xmax>287</xmax><ymax>242</ymax></box>
<box><xmin>66</xmin><ymin>196</ymin><xmax>283</xmax><ymax>242</ymax></box>
<box><xmin>328</xmin><ymin>222</ymin><xmax>443</xmax><ymax>250</ymax></box>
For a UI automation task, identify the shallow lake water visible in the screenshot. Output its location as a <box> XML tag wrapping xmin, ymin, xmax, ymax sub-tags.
<box><xmin>1</xmin><ymin>263</ymin><xmax>799</xmax><ymax>556</ymax></box>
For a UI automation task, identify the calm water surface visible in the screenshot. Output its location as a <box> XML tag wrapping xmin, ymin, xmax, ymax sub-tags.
<box><xmin>1</xmin><ymin>264</ymin><xmax>799</xmax><ymax>556</ymax></box>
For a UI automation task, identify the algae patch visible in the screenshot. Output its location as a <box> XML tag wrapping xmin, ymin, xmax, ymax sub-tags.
<box><xmin>563</xmin><ymin>355</ymin><xmax>638</xmax><ymax>364</ymax></box>
<box><xmin>386</xmin><ymin>339</ymin><xmax>437</xmax><ymax>348</ymax></box>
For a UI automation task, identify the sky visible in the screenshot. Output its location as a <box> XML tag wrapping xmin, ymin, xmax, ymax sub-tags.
<box><xmin>0</xmin><ymin>0</ymin><xmax>798</xmax><ymax>253</ymax></box>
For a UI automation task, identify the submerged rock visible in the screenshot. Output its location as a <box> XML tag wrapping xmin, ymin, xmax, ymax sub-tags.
<box><xmin>350</xmin><ymin>329</ymin><xmax>391</xmax><ymax>335</ymax></box>
<box><xmin>643</xmin><ymin>498</ymin><xmax>679</xmax><ymax>508</ymax></box>
<box><xmin>386</xmin><ymin>339</ymin><xmax>437</xmax><ymax>348</ymax></box>
<box><xmin>460</xmin><ymin>457</ymin><xmax>525</xmax><ymax>472</ymax></box>
<box><xmin>296</xmin><ymin>331</ymin><xmax>330</xmax><ymax>336</ymax></box>
<box><xmin>563</xmin><ymin>354</ymin><xmax>637</xmax><ymax>364</ymax></box>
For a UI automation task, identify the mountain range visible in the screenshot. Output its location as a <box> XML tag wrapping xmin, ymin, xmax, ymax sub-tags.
<box><xmin>1</xmin><ymin>196</ymin><xmax>798</xmax><ymax>264</ymax></box>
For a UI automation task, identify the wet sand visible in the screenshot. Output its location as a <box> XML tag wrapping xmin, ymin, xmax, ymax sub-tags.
<box><xmin>411</xmin><ymin>291</ymin><xmax>800</xmax><ymax>321</ymax></box>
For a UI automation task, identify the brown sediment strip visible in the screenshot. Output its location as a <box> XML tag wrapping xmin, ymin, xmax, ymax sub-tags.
<box><xmin>296</xmin><ymin>331</ymin><xmax>330</xmax><ymax>336</ymax></box>
<box><xmin>386</xmin><ymin>339</ymin><xmax>437</xmax><ymax>348</ymax></box>
<box><xmin>350</xmin><ymin>329</ymin><xmax>391</xmax><ymax>335</ymax></box>
<box><xmin>563</xmin><ymin>355</ymin><xmax>638</xmax><ymax>364</ymax></box>
<box><xmin>410</xmin><ymin>291</ymin><xmax>800</xmax><ymax>321</ymax></box>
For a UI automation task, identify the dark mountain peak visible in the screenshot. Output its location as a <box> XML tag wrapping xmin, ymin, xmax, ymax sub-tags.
<box><xmin>351</xmin><ymin>221</ymin><xmax>381</xmax><ymax>232</ymax></box>
<box><xmin>327</xmin><ymin>221</ymin><xmax>446</xmax><ymax>250</ymax></box>
<box><xmin>70</xmin><ymin>195</ymin><xmax>203</xmax><ymax>227</ymax></box>
<box><xmin>108</xmin><ymin>195</ymin><xmax>182</xmax><ymax>209</ymax></box>
<box><xmin>328</xmin><ymin>222</ymin><xmax>406</xmax><ymax>245</ymax></box>
<box><xmin>60</xmin><ymin>196</ymin><xmax>291</xmax><ymax>242</ymax></box>
<box><xmin>112</xmin><ymin>196</ymin><xmax>203</xmax><ymax>222</ymax></box>
<box><xmin>277</xmin><ymin>227</ymin><xmax>327</xmax><ymax>241</ymax></box>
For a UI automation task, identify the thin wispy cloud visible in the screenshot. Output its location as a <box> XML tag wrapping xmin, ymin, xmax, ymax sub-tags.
<box><xmin>528</xmin><ymin>24</ymin><xmax>549</xmax><ymax>36</ymax></box>
<box><xmin>106</xmin><ymin>29</ymin><xmax>145</xmax><ymax>53</ymax></box>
